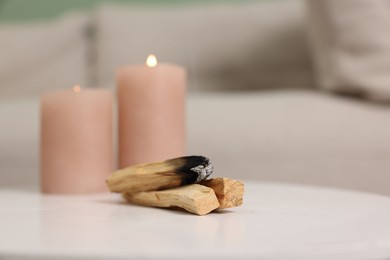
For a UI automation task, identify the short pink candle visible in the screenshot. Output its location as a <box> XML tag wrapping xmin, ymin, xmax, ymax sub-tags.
<box><xmin>117</xmin><ymin>55</ymin><xmax>186</xmax><ymax>168</ymax></box>
<box><xmin>40</xmin><ymin>86</ymin><xmax>113</xmax><ymax>194</ymax></box>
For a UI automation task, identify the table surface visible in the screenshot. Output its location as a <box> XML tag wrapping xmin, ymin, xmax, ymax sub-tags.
<box><xmin>1</xmin><ymin>181</ymin><xmax>390</xmax><ymax>260</ymax></box>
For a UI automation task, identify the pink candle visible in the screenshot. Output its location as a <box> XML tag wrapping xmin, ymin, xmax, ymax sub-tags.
<box><xmin>117</xmin><ymin>55</ymin><xmax>186</xmax><ymax>168</ymax></box>
<box><xmin>40</xmin><ymin>86</ymin><xmax>113</xmax><ymax>194</ymax></box>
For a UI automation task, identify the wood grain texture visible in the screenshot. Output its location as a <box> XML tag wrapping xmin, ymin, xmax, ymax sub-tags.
<box><xmin>123</xmin><ymin>184</ymin><xmax>220</xmax><ymax>215</ymax></box>
<box><xmin>200</xmin><ymin>178</ymin><xmax>244</xmax><ymax>209</ymax></box>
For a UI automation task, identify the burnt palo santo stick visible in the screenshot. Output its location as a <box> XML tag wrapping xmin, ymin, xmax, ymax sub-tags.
<box><xmin>106</xmin><ymin>156</ymin><xmax>213</xmax><ymax>193</ymax></box>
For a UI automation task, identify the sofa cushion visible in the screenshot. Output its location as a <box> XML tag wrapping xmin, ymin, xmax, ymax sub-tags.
<box><xmin>95</xmin><ymin>0</ymin><xmax>312</xmax><ymax>91</ymax></box>
<box><xmin>0</xmin><ymin>13</ymin><xmax>89</xmax><ymax>97</ymax></box>
<box><xmin>2</xmin><ymin>91</ymin><xmax>390</xmax><ymax>195</ymax></box>
<box><xmin>0</xmin><ymin>98</ymin><xmax>39</xmax><ymax>188</ymax></box>
<box><xmin>187</xmin><ymin>91</ymin><xmax>390</xmax><ymax>195</ymax></box>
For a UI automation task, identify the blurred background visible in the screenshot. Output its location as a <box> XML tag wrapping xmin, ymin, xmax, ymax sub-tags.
<box><xmin>1</xmin><ymin>0</ymin><xmax>390</xmax><ymax>195</ymax></box>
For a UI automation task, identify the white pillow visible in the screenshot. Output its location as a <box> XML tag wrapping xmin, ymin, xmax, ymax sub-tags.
<box><xmin>0</xmin><ymin>13</ymin><xmax>89</xmax><ymax>97</ymax></box>
<box><xmin>95</xmin><ymin>0</ymin><xmax>312</xmax><ymax>91</ymax></box>
<box><xmin>306</xmin><ymin>0</ymin><xmax>390</xmax><ymax>102</ymax></box>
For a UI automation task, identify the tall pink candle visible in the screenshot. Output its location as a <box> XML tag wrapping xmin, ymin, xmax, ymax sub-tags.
<box><xmin>117</xmin><ymin>55</ymin><xmax>186</xmax><ymax>168</ymax></box>
<box><xmin>40</xmin><ymin>86</ymin><xmax>113</xmax><ymax>194</ymax></box>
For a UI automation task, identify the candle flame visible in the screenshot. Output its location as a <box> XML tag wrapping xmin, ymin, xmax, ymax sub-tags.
<box><xmin>146</xmin><ymin>54</ymin><xmax>158</xmax><ymax>67</ymax></box>
<box><xmin>73</xmin><ymin>85</ymin><xmax>81</xmax><ymax>93</ymax></box>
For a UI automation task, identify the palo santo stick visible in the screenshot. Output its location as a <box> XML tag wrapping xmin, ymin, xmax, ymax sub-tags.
<box><xmin>123</xmin><ymin>184</ymin><xmax>220</xmax><ymax>215</ymax></box>
<box><xmin>200</xmin><ymin>178</ymin><xmax>244</xmax><ymax>209</ymax></box>
<box><xmin>107</xmin><ymin>156</ymin><xmax>213</xmax><ymax>193</ymax></box>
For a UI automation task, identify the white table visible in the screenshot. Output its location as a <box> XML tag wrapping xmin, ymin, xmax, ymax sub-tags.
<box><xmin>1</xmin><ymin>181</ymin><xmax>390</xmax><ymax>260</ymax></box>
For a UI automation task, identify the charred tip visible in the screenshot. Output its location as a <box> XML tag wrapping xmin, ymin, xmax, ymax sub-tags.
<box><xmin>176</xmin><ymin>156</ymin><xmax>213</xmax><ymax>183</ymax></box>
<box><xmin>189</xmin><ymin>157</ymin><xmax>213</xmax><ymax>182</ymax></box>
